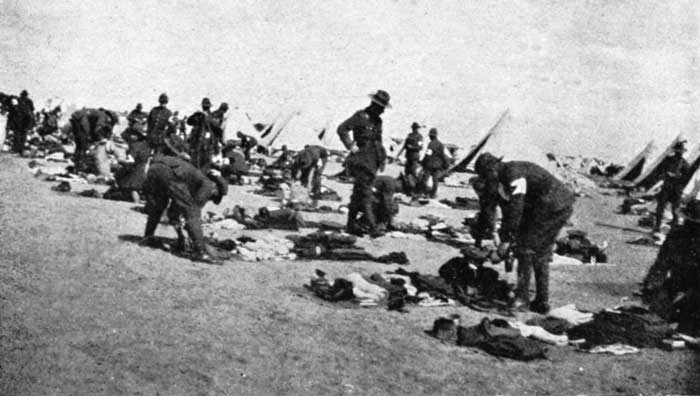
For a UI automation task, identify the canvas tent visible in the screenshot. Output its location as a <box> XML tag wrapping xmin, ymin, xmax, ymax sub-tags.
<box><xmin>613</xmin><ymin>140</ymin><xmax>655</xmax><ymax>182</ymax></box>
<box><xmin>446</xmin><ymin>109</ymin><xmax>510</xmax><ymax>174</ymax></box>
<box><xmin>221</xmin><ymin>107</ymin><xmax>259</xmax><ymax>143</ymax></box>
<box><xmin>632</xmin><ymin>134</ymin><xmax>684</xmax><ymax>190</ymax></box>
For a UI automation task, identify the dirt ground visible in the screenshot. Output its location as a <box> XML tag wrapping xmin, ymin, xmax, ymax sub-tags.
<box><xmin>1</xmin><ymin>154</ymin><xmax>699</xmax><ymax>396</ymax></box>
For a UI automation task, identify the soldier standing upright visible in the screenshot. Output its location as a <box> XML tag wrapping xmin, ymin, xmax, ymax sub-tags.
<box><xmin>11</xmin><ymin>90</ymin><xmax>35</xmax><ymax>154</ymax></box>
<box><xmin>654</xmin><ymin>140</ymin><xmax>690</xmax><ymax>233</ymax></box>
<box><xmin>400</xmin><ymin>122</ymin><xmax>424</xmax><ymax>188</ymax></box>
<box><xmin>337</xmin><ymin>90</ymin><xmax>390</xmax><ymax>236</ymax></box>
<box><xmin>187</xmin><ymin>97</ymin><xmax>222</xmax><ymax>172</ymax></box>
<box><xmin>147</xmin><ymin>93</ymin><xmax>172</xmax><ymax>153</ymax></box>
<box><xmin>421</xmin><ymin>128</ymin><xmax>450</xmax><ymax>198</ymax></box>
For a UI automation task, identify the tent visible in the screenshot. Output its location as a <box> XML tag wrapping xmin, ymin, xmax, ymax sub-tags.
<box><xmin>632</xmin><ymin>134</ymin><xmax>684</xmax><ymax>190</ymax></box>
<box><xmin>613</xmin><ymin>140</ymin><xmax>655</xmax><ymax>181</ymax></box>
<box><xmin>221</xmin><ymin>107</ymin><xmax>259</xmax><ymax>143</ymax></box>
<box><xmin>680</xmin><ymin>143</ymin><xmax>700</xmax><ymax>199</ymax></box>
<box><xmin>446</xmin><ymin>109</ymin><xmax>510</xmax><ymax>174</ymax></box>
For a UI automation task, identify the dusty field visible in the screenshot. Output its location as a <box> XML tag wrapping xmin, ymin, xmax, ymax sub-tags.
<box><xmin>1</xmin><ymin>154</ymin><xmax>699</xmax><ymax>396</ymax></box>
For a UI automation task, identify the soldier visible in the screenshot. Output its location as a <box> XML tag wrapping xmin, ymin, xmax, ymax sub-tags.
<box><xmin>127</xmin><ymin>103</ymin><xmax>148</xmax><ymax>131</ymax></box>
<box><xmin>654</xmin><ymin>140</ymin><xmax>690</xmax><ymax>233</ymax></box>
<box><xmin>141</xmin><ymin>154</ymin><xmax>228</xmax><ymax>263</ymax></box>
<box><xmin>37</xmin><ymin>106</ymin><xmax>61</xmax><ymax>137</ymax></box>
<box><xmin>337</xmin><ymin>90</ymin><xmax>390</xmax><ymax>236</ymax></box>
<box><xmin>69</xmin><ymin>108</ymin><xmax>119</xmax><ymax>172</ymax></box>
<box><xmin>473</xmin><ymin>152</ymin><xmax>575</xmax><ymax>313</ymax></box>
<box><xmin>642</xmin><ymin>199</ymin><xmax>700</xmax><ymax>333</ymax></box>
<box><xmin>147</xmin><ymin>93</ymin><xmax>173</xmax><ymax>153</ymax></box>
<box><xmin>236</xmin><ymin>131</ymin><xmax>258</xmax><ymax>161</ymax></box>
<box><xmin>421</xmin><ymin>128</ymin><xmax>450</xmax><ymax>198</ymax></box>
<box><xmin>11</xmin><ymin>90</ymin><xmax>35</xmax><ymax>154</ymax></box>
<box><xmin>211</xmin><ymin>102</ymin><xmax>229</xmax><ymax>144</ymax></box>
<box><xmin>372</xmin><ymin>175</ymin><xmax>400</xmax><ymax>232</ymax></box>
<box><xmin>270</xmin><ymin>145</ymin><xmax>293</xmax><ymax>169</ymax></box>
<box><xmin>291</xmin><ymin>144</ymin><xmax>328</xmax><ymax>197</ymax></box>
<box><xmin>187</xmin><ymin>97</ymin><xmax>222</xmax><ymax>172</ymax></box>
<box><xmin>399</xmin><ymin>122</ymin><xmax>424</xmax><ymax>187</ymax></box>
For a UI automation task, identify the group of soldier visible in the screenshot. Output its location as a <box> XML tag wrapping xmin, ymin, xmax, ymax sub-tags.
<box><xmin>6</xmin><ymin>87</ymin><xmax>694</xmax><ymax>316</ymax></box>
<box><xmin>335</xmin><ymin>90</ymin><xmax>574</xmax><ymax>313</ymax></box>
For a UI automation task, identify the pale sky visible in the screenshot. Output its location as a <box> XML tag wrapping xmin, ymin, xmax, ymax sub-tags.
<box><xmin>1</xmin><ymin>0</ymin><xmax>698</xmax><ymax>158</ymax></box>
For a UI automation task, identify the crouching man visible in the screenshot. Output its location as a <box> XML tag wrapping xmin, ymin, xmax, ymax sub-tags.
<box><xmin>141</xmin><ymin>154</ymin><xmax>228</xmax><ymax>262</ymax></box>
<box><xmin>355</xmin><ymin>175</ymin><xmax>400</xmax><ymax>237</ymax></box>
<box><xmin>473</xmin><ymin>153</ymin><xmax>575</xmax><ymax>313</ymax></box>
<box><xmin>291</xmin><ymin>144</ymin><xmax>328</xmax><ymax>198</ymax></box>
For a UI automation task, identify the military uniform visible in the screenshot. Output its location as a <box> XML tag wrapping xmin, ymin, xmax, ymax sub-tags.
<box><xmin>654</xmin><ymin>152</ymin><xmax>690</xmax><ymax>231</ymax></box>
<box><xmin>69</xmin><ymin>108</ymin><xmax>117</xmax><ymax>171</ymax></box>
<box><xmin>422</xmin><ymin>136</ymin><xmax>449</xmax><ymax>198</ymax></box>
<box><xmin>238</xmin><ymin>133</ymin><xmax>258</xmax><ymax>161</ymax></box>
<box><xmin>476</xmin><ymin>158</ymin><xmax>575</xmax><ymax>312</ymax></box>
<box><xmin>11</xmin><ymin>93</ymin><xmax>35</xmax><ymax>153</ymax></box>
<box><xmin>337</xmin><ymin>108</ymin><xmax>386</xmax><ymax>233</ymax></box>
<box><xmin>127</xmin><ymin>107</ymin><xmax>148</xmax><ymax>131</ymax></box>
<box><xmin>147</xmin><ymin>105</ymin><xmax>172</xmax><ymax>152</ymax></box>
<box><xmin>143</xmin><ymin>155</ymin><xmax>221</xmax><ymax>254</ymax></box>
<box><xmin>187</xmin><ymin>110</ymin><xmax>222</xmax><ymax>172</ymax></box>
<box><xmin>372</xmin><ymin>175</ymin><xmax>399</xmax><ymax>228</ymax></box>
<box><xmin>291</xmin><ymin>145</ymin><xmax>328</xmax><ymax>196</ymax></box>
<box><xmin>403</xmin><ymin>130</ymin><xmax>423</xmax><ymax>184</ymax></box>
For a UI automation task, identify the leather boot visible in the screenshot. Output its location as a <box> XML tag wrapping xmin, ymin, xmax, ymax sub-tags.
<box><xmin>531</xmin><ymin>255</ymin><xmax>551</xmax><ymax>314</ymax></box>
<box><xmin>515</xmin><ymin>252</ymin><xmax>533</xmax><ymax>303</ymax></box>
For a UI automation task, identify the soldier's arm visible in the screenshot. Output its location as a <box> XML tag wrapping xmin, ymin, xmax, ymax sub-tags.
<box><xmin>336</xmin><ymin>114</ymin><xmax>358</xmax><ymax>150</ymax></box>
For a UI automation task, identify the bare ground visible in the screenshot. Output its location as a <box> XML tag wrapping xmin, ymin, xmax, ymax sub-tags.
<box><xmin>1</xmin><ymin>154</ymin><xmax>699</xmax><ymax>396</ymax></box>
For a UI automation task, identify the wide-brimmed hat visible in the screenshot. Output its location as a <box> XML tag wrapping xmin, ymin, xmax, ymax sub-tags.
<box><xmin>410</xmin><ymin>122</ymin><xmax>423</xmax><ymax>130</ymax></box>
<box><xmin>429</xmin><ymin>128</ymin><xmax>438</xmax><ymax>137</ymax></box>
<box><xmin>158</xmin><ymin>93</ymin><xmax>168</xmax><ymax>104</ymax></box>
<box><xmin>680</xmin><ymin>200</ymin><xmax>700</xmax><ymax>223</ymax></box>
<box><xmin>474</xmin><ymin>152</ymin><xmax>503</xmax><ymax>177</ymax></box>
<box><xmin>368</xmin><ymin>90</ymin><xmax>391</xmax><ymax>108</ymax></box>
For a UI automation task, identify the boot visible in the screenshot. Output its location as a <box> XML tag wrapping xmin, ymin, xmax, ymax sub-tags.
<box><xmin>346</xmin><ymin>209</ymin><xmax>359</xmax><ymax>235</ymax></box>
<box><xmin>530</xmin><ymin>256</ymin><xmax>551</xmax><ymax>314</ymax></box>
<box><xmin>515</xmin><ymin>252</ymin><xmax>533</xmax><ymax>303</ymax></box>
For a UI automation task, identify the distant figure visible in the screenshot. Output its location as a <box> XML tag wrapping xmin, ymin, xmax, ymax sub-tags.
<box><xmin>473</xmin><ymin>152</ymin><xmax>575</xmax><ymax>314</ymax></box>
<box><xmin>291</xmin><ymin>144</ymin><xmax>328</xmax><ymax>197</ymax></box>
<box><xmin>421</xmin><ymin>128</ymin><xmax>450</xmax><ymax>198</ymax></box>
<box><xmin>69</xmin><ymin>108</ymin><xmax>119</xmax><ymax>172</ymax></box>
<box><xmin>141</xmin><ymin>154</ymin><xmax>228</xmax><ymax>263</ymax></box>
<box><xmin>236</xmin><ymin>131</ymin><xmax>258</xmax><ymax>161</ymax></box>
<box><xmin>147</xmin><ymin>93</ymin><xmax>173</xmax><ymax>153</ymax></box>
<box><xmin>37</xmin><ymin>106</ymin><xmax>61</xmax><ymax>137</ymax></box>
<box><xmin>127</xmin><ymin>103</ymin><xmax>148</xmax><ymax>131</ymax></box>
<box><xmin>270</xmin><ymin>145</ymin><xmax>293</xmax><ymax>169</ymax></box>
<box><xmin>337</xmin><ymin>90</ymin><xmax>390</xmax><ymax>236</ymax></box>
<box><xmin>211</xmin><ymin>103</ymin><xmax>229</xmax><ymax>144</ymax></box>
<box><xmin>220</xmin><ymin>142</ymin><xmax>250</xmax><ymax>184</ymax></box>
<box><xmin>116</xmin><ymin>127</ymin><xmax>151</xmax><ymax>202</ymax></box>
<box><xmin>400</xmin><ymin>122</ymin><xmax>424</xmax><ymax>186</ymax></box>
<box><xmin>654</xmin><ymin>140</ymin><xmax>690</xmax><ymax>233</ymax></box>
<box><xmin>11</xmin><ymin>90</ymin><xmax>35</xmax><ymax>153</ymax></box>
<box><xmin>187</xmin><ymin>97</ymin><xmax>222</xmax><ymax>172</ymax></box>
<box><xmin>372</xmin><ymin>175</ymin><xmax>400</xmax><ymax>232</ymax></box>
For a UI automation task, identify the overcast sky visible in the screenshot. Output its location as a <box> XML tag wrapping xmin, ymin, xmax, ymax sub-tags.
<box><xmin>1</xmin><ymin>0</ymin><xmax>698</xmax><ymax>158</ymax></box>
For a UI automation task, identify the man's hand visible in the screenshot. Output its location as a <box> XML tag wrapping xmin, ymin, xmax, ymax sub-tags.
<box><xmin>350</xmin><ymin>143</ymin><xmax>359</xmax><ymax>154</ymax></box>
